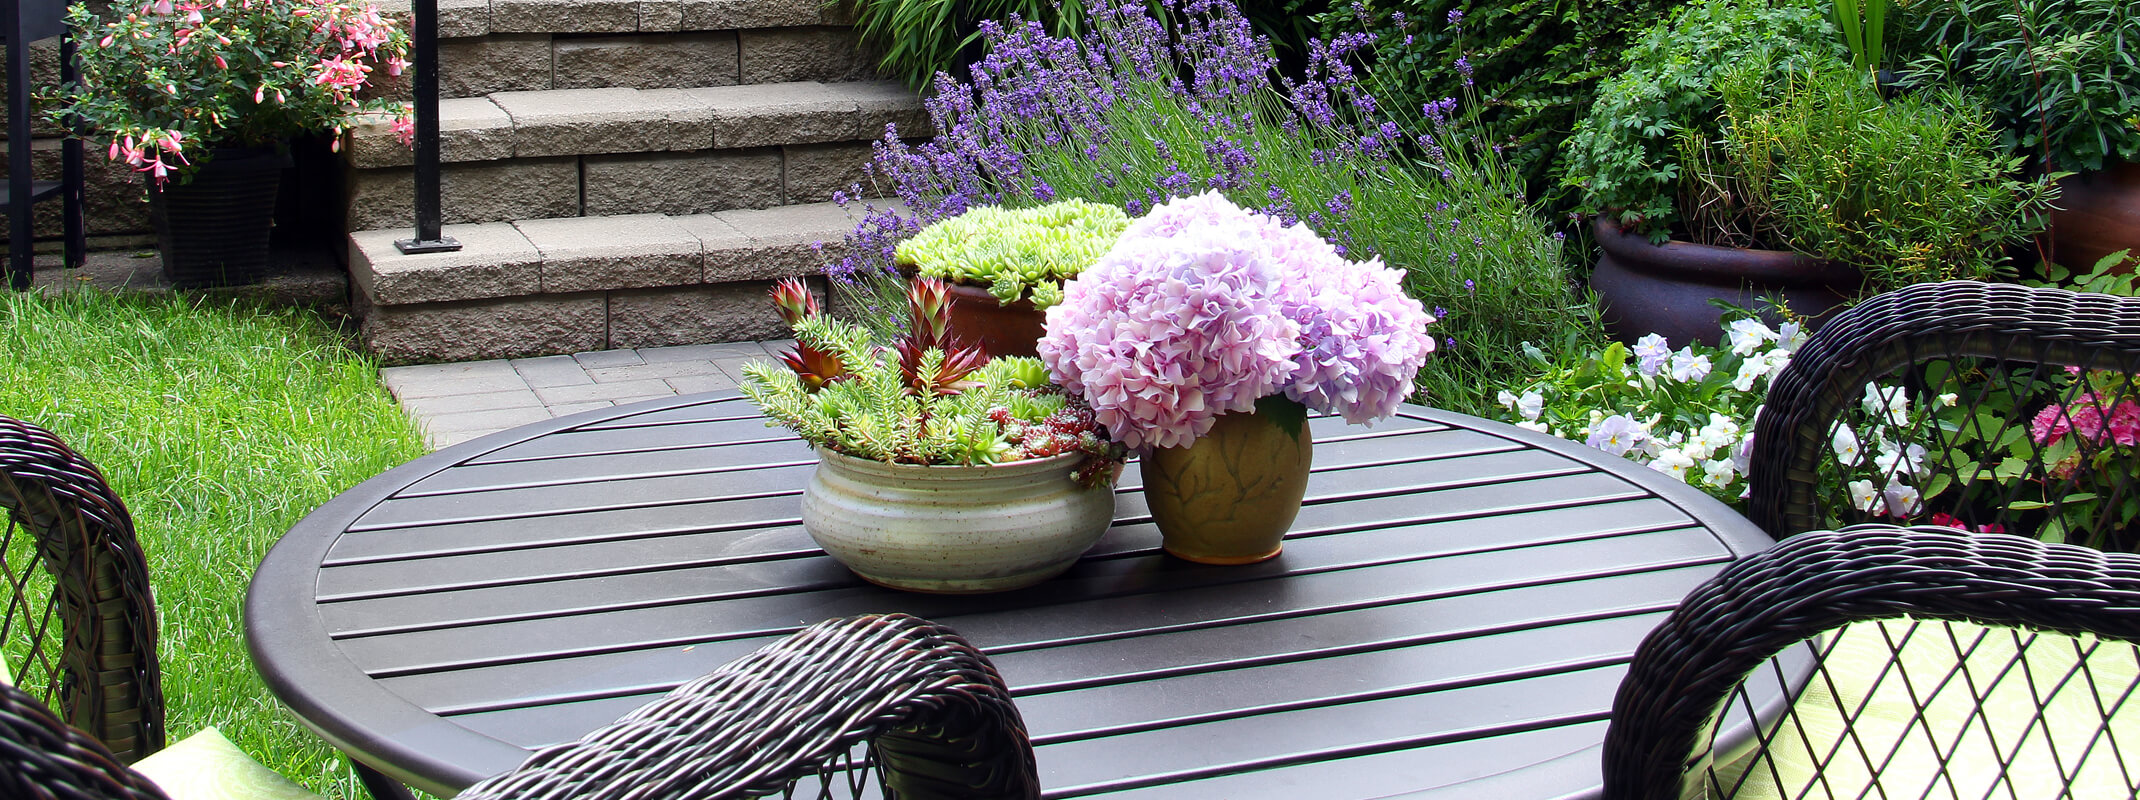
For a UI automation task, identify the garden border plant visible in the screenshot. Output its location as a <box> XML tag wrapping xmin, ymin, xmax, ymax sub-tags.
<box><xmin>832</xmin><ymin>0</ymin><xmax>1597</xmax><ymax>416</ymax></box>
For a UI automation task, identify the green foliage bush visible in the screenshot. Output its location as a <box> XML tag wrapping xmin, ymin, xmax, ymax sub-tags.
<box><xmin>1894</xmin><ymin>0</ymin><xmax>2140</xmax><ymax>173</ymax></box>
<box><xmin>1680</xmin><ymin>63</ymin><xmax>2054</xmax><ymax>289</ymax></box>
<box><xmin>1312</xmin><ymin>0</ymin><xmax>1691</xmax><ymax>201</ymax></box>
<box><xmin>1561</xmin><ymin>0</ymin><xmax>1845</xmax><ymax>237</ymax></box>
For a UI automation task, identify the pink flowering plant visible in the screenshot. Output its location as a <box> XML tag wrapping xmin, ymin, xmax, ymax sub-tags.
<box><xmin>49</xmin><ymin>0</ymin><xmax>411</xmax><ymax>185</ymax></box>
<box><xmin>1037</xmin><ymin>192</ymin><xmax>1437</xmax><ymax>451</ymax></box>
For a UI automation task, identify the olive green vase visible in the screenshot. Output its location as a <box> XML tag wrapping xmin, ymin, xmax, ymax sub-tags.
<box><xmin>1141</xmin><ymin>401</ymin><xmax>1313</xmax><ymax>564</ymax></box>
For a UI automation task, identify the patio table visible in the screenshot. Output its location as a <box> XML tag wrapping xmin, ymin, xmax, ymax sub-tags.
<box><xmin>246</xmin><ymin>391</ymin><xmax>1788</xmax><ymax>799</ymax></box>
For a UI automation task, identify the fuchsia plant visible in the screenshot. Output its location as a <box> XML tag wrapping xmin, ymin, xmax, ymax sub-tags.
<box><xmin>1039</xmin><ymin>192</ymin><xmax>1436</xmax><ymax>450</ymax></box>
<box><xmin>50</xmin><ymin>0</ymin><xmax>412</xmax><ymax>185</ymax></box>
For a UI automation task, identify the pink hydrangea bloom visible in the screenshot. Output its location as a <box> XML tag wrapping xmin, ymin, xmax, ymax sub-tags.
<box><xmin>2031</xmin><ymin>403</ymin><xmax>2072</xmax><ymax>445</ymax></box>
<box><xmin>1041</xmin><ymin>191</ymin><xmax>1436</xmax><ymax>448</ymax></box>
<box><xmin>2111</xmin><ymin>400</ymin><xmax>2140</xmax><ymax>447</ymax></box>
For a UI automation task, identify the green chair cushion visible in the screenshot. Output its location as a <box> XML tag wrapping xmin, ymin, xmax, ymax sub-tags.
<box><xmin>132</xmin><ymin>727</ymin><xmax>324</xmax><ymax>800</ymax></box>
<box><xmin>1720</xmin><ymin>619</ymin><xmax>2140</xmax><ymax>798</ymax></box>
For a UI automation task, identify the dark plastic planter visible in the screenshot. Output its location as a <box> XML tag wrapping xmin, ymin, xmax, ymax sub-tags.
<box><xmin>1590</xmin><ymin>217</ymin><xmax>1861</xmax><ymax>347</ymax></box>
<box><xmin>2044</xmin><ymin>160</ymin><xmax>2140</xmax><ymax>274</ymax></box>
<box><xmin>148</xmin><ymin>146</ymin><xmax>290</xmax><ymax>288</ymax></box>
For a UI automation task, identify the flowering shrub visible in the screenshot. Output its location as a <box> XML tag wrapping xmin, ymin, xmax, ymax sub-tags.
<box><xmin>50</xmin><ymin>0</ymin><xmax>411</xmax><ymax>185</ymax></box>
<box><xmin>895</xmin><ymin>199</ymin><xmax>1128</xmax><ymax>308</ymax></box>
<box><xmin>1039</xmin><ymin>192</ymin><xmax>1435</xmax><ymax>450</ymax></box>
<box><xmin>830</xmin><ymin>0</ymin><xmax>1589</xmax><ymax>415</ymax></box>
<box><xmin>1491</xmin><ymin>315</ymin><xmax>1807</xmax><ymax>507</ymax></box>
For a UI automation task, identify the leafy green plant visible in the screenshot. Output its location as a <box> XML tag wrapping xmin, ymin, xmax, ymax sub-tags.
<box><xmin>846</xmin><ymin>0</ymin><xmax>1086</xmax><ymax>89</ymax></box>
<box><xmin>1894</xmin><ymin>0</ymin><xmax>2140</xmax><ymax>173</ymax></box>
<box><xmin>2027</xmin><ymin>249</ymin><xmax>2140</xmax><ymax>296</ymax></box>
<box><xmin>1678</xmin><ymin>62</ymin><xmax>2054</xmax><ymax>289</ymax></box>
<box><xmin>1562</xmin><ymin>0</ymin><xmax>1846</xmax><ymax>238</ymax></box>
<box><xmin>1831</xmin><ymin>0</ymin><xmax>1889</xmax><ymax>71</ymax></box>
<box><xmin>743</xmin><ymin>277</ymin><xmax>1127</xmax><ymax>482</ymax></box>
<box><xmin>1312</xmin><ymin>0</ymin><xmax>1692</xmax><ymax>205</ymax></box>
<box><xmin>896</xmin><ymin>200</ymin><xmax>1128</xmax><ymax>309</ymax></box>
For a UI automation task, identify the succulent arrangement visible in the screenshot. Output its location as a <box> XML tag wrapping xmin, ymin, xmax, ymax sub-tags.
<box><xmin>894</xmin><ymin>199</ymin><xmax>1129</xmax><ymax>310</ymax></box>
<box><xmin>742</xmin><ymin>277</ymin><xmax>1126</xmax><ymax>485</ymax></box>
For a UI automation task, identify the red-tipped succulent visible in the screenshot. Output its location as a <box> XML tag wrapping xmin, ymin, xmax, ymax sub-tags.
<box><xmin>898</xmin><ymin>278</ymin><xmax>986</xmax><ymax>396</ymax></box>
<box><xmin>769</xmin><ymin>277</ymin><xmax>847</xmax><ymax>391</ymax></box>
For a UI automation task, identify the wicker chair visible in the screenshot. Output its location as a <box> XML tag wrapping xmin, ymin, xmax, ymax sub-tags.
<box><xmin>0</xmin><ymin>414</ymin><xmax>1036</xmax><ymax>800</ymax></box>
<box><xmin>0</xmin><ymin>415</ymin><xmax>163</xmax><ymax>763</ymax></box>
<box><xmin>1603</xmin><ymin>281</ymin><xmax>2140</xmax><ymax>798</ymax></box>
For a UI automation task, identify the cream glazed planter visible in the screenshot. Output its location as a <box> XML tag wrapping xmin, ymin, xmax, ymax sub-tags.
<box><xmin>800</xmin><ymin>448</ymin><xmax>1117</xmax><ymax>593</ymax></box>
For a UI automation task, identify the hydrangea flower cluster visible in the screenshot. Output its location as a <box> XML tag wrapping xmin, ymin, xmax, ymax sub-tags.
<box><xmin>1039</xmin><ymin>192</ymin><xmax>1436</xmax><ymax>450</ymax></box>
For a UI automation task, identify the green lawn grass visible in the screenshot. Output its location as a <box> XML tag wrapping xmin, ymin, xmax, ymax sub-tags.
<box><xmin>0</xmin><ymin>289</ymin><xmax>427</xmax><ymax>798</ymax></box>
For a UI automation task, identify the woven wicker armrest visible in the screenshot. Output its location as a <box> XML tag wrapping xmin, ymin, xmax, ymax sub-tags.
<box><xmin>1600</xmin><ymin>524</ymin><xmax>2140</xmax><ymax>799</ymax></box>
<box><xmin>1747</xmin><ymin>280</ymin><xmax>2140</xmax><ymax>538</ymax></box>
<box><xmin>0</xmin><ymin>681</ymin><xmax>172</xmax><ymax>800</ymax></box>
<box><xmin>457</xmin><ymin>612</ymin><xmax>1039</xmax><ymax>800</ymax></box>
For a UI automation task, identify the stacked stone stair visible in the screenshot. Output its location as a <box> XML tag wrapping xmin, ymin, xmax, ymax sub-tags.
<box><xmin>345</xmin><ymin>0</ymin><xmax>922</xmax><ymax>363</ymax></box>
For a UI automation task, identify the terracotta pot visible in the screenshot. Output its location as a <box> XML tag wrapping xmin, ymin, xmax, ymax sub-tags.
<box><xmin>800</xmin><ymin>448</ymin><xmax>1115</xmax><ymax>593</ymax></box>
<box><xmin>944</xmin><ymin>281</ymin><xmax>1046</xmax><ymax>358</ymax></box>
<box><xmin>2044</xmin><ymin>161</ymin><xmax>2140</xmax><ymax>273</ymax></box>
<box><xmin>1141</xmin><ymin>404</ymin><xmax>1313</xmax><ymax>565</ymax></box>
<box><xmin>1590</xmin><ymin>218</ymin><xmax>1861</xmax><ymax>347</ymax></box>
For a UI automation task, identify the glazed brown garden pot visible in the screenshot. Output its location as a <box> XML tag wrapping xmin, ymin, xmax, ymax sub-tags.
<box><xmin>1590</xmin><ymin>218</ymin><xmax>1861</xmax><ymax>347</ymax></box>
<box><xmin>2043</xmin><ymin>161</ymin><xmax>2140</xmax><ymax>273</ymax></box>
<box><xmin>944</xmin><ymin>281</ymin><xmax>1046</xmax><ymax>358</ymax></box>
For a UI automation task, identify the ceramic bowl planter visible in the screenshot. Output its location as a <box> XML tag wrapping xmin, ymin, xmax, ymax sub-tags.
<box><xmin>944</xmin><ymin>282</ymin><xmax>1047</xmax><ymax>358</ymax></box>
<box><xmin>1140</xmin><ymin>404</ymin><xmax>1313</xmax><ymax>565</ymax></box>
<box><xmin>1591</xmin><ymin>218</ymin><xmax>1862</xmax><ymax>347</ymax></box>
<box><xmin>800</xmin><ymin>448</ymin><xmax>1116</xmax><ymax>593</ymax></box>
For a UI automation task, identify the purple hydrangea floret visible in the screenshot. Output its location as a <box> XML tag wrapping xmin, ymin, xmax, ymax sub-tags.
<box><xmin>1040</xmin><ymin>192</ymin><xmax>1436</xmax><ymax>449</ymax></box>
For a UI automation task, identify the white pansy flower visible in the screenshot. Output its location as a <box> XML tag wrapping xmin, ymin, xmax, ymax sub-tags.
<box><xmin>1726</xmin><ymin>318</ymin><xmax>1778</xmax><ymax>356</ymax></box>
<box><xmin>1699</xmin><ymin>413</ymin><xmax>1741</xmax><ymax>445</ymax></box>
<box><xmin>1848</xmin><ymin>479</ymin><xmax>1884</xmax><ymax>514</ymax></box>
<box><xmin>1777</xmin><ymin>321</ymin><xmax>1807</xmax><ymax>352</ymax></box>
<box><xmin>1669</xmin><ymin>348</ymin><xmax>1713</xmax><ymax>383</ymax></box>
<box><xmin>1882</xmin><ymin>480</ymin><xmax>1922</xmax><ymax>518</ymax></box>
<box><xmin>1832</xmin><ymin>423</ymin><xmax>1864</xmax><ymax>467</ymax></box>
<box><xmin>1515</xmin><ymin>420</ymin><xmax>1550</xmax><ymax>433</ymax></box>
<box><xmin>1650</xmin><ymin>448</ymin><xmax>1695</xmax><ymax>482</ymax></box>
<box><xmin>1701</xmin><ymin>458</ymin><xmax>1737</xmax><ymax>488</ymax></box>
<box><xmin>1937</xmin><ymin>392</ymin><xmax>1958</xmax><ymax>407</ymax></box>
<box><xmin>1517</xmin><ymin>390</ymin><xmax>1544</xmax><ymax>421</ymax></box>
<box><xmin>1497</xmin><ymin>390</ymin><xmax>1518</xmax><ymax>410</ymax></box>
<box><xmin>1873</xmin><ymin>437</ymin><xmax>1929</xmax><ymax>478</ymax></box>
<box><xmin>1862</xmin><ymin>384</ymin><xmax>1910</xmax><ymax>427</ymax></box>
<box><xmin>1732</xmin><ymin>355</ymin><xmax>1772</xmax><ymax>392</ymax></box>
<box><xmin>1683</xmin><ymin>436</ymin><xmax>1717</xmax><ymax>461</ymax></box>
<box><xmin>1632</xmin><ymin>333</ymin><xmax>1671</xmax><ymax>376</ymax></box>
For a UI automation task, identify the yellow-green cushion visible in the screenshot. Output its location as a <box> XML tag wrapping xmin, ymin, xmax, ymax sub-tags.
<box><xmin>1720</xmin><ymin>619</ymin><xmax>2140</xmax><ymax>798</ymax></box>
<box><xmin>131</xmin><ymin>727</ymin><xmax>323</xmax><ymax>800</ymax></box>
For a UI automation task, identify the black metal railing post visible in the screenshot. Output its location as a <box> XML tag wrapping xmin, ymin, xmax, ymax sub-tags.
<box><xmin>394</xmin><ymin>0</ymin><xmax>459</xmax><ymax>254</ymax></box>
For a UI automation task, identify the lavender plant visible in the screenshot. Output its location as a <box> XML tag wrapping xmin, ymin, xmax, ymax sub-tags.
<box><xmin>829</xmin><ymin>0</ymin><xmax>1595</xmax><ymax>415</ymax></box>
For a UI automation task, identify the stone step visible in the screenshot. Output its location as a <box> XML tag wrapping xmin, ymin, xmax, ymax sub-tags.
<box><xmin>344</xmin><ymin>80</ymin><xmax>923</xmax><ymax>229</ymax></box>
<box><xmin>369</xmin><ymin>0</ymin><xmax>867</xmax><ymax>98</ymax></box>
<box><xmin>347</xmin><ymin>200</ymin><xmax>887</xmax><ymax>363</ymax></box>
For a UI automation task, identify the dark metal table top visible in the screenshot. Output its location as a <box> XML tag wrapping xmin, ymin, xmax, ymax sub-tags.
<box><xmin>246</xmin><ymin>392</ymin><xmax>1777</xmax><ymax>799</ymax></box>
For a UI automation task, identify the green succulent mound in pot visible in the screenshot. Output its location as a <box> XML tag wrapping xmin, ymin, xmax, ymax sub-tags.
<box><xmin>894</xmin><ymin>199</ymin><xmax>1129</xmax><ymax>310</ymax></box>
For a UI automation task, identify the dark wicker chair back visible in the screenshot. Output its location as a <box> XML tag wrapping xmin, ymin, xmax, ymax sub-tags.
<box><xmin>0</xmin><ymin>679</ymin><xmax>172</xmax><ymax>800</ymax></box>
<box><xmin>1606</xmin><ymin>281</ymin><xmax>2140</xmax><ymax>798</ymax></box>
<box><xmin>0</xmin><ymin>415</ymin><xmax>164</xmax><ymax>763</ymax></box>
<box><xmin>1748</xmin><ymin>280</ymin><xmax>2140</xmax><ymax>548</ymax></box>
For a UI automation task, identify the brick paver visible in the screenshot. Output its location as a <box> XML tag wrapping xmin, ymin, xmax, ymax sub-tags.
<box><xmin>382</xmin><ymin>340</ymin><xmax>781</xmax><ymax>448</ymax></box>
